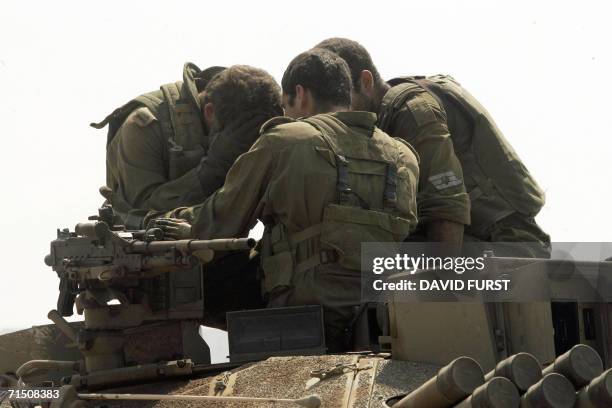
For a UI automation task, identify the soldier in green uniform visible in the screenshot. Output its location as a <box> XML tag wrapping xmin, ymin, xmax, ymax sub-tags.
<box><xmin>317</xmin><ymin>38</ymin><xmax>550</xmax><ymax>257</ymax></box>
<box><xmin>149</xmin><ymin>48</ymin><xmax>420</xmax><ymax>351</ymax></box>
<box><xmin>97</xmin><ymin>63</ymin><xmax>282</xmax><ymax>228</ymax></box>
<box><xmin>0</xmin><ymin>65</ymin><xmax>283</xmax><ymax>379</ymax></box>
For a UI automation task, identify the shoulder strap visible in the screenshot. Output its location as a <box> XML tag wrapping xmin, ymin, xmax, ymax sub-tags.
<box><xmin>302</xmin><ymin>117</ymin><xmax>354</xmax><ymax>206</ymax></box>
<box><xmin>413</xmin><ymin>76</ymin><xmax>478</xmax><ymax>124</ymax></box>
<box><xmin>92</xmin><ymin>62</ymin><xmax>206</xmax><ymax>150</ymax></box>
<box><xmin>160</xmin><ymin>82</ymin><xmax>185</xmax><ymax>151</ymax></box>
<box><xmin>378</xmin><ymin>81</ymin><xmax>422</xmax><ymax>131</ymax></box>
<box><xmin>91</xmin><ymin>91</ymin><xmax>166</xmax><ymax>148</ymax></box>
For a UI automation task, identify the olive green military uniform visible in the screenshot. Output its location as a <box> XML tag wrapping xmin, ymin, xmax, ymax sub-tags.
<box><xmin>147</xmin><ymin>111</ymin><xmax>420</xmax><ymax>350</ymax></box>
<box><xmin>101</xmin><ymin>63</ymin><xmax>270</xmax><ymax>228</ymax></box>
<box><xmin>378</xmin><ymin>80</ymin><xmax>470</xmax><ymax>229</ymax></box>
<box><xmin>379</xmin><ymin>75</ymin><xmax>549</xmax><ymax>257</ymax></box>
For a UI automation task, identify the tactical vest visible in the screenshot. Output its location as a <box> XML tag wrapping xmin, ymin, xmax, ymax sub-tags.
<box><xmin>93</xmin><ymin>63</ymin><xmax>222</xmax><ymax>184</ymax></box>
<box><xmin>379</xmin><ymin>75</ymin><xmax>546</xmax><ymax>235</ymax></box>
<box><xmin>260</xmin><ymin>115</ymin><xmax>417</xmax><ymax>298</ymax></box>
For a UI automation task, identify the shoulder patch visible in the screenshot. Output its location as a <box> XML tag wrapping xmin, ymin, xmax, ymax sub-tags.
<box><xmin>129</xmin><ymin>107</ymin><xmax>157</xmax><ymax>128</ymax></box>
<box><xmin>259</xmin><ymin>116</ymin><xmax>297</xmax><ymax>134</ymax></box>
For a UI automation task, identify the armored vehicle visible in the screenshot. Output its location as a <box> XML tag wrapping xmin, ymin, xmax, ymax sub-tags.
<box><xmin>1</xmin><ymin>208</ymin><xmax>611</xmax><ymax>407</ymax></box>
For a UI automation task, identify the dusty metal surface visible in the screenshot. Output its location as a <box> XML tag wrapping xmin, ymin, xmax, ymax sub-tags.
<box><xmin>369</xmin><ymin>360</ymin><xmax>441</xmax><ymax>408</ymax></box>
<box><xmin>67</xmin><ymin>355</ymin><xmax>439</xmax><ymax>408</ymax></box>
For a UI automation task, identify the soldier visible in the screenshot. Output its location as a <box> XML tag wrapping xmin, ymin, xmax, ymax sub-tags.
<box><xmin>317</xmin><ymin>38</ymin><xmax>550</xmax><ymax>257</ymax></box>
<box><xmin>149</xmin><ymin>48</ymin><xmax>420</xmax><ymax>351</ymax></box>
<box><xmin>96</xmin><ymin>63</ymin><xmax>282</xmax><ymax>228</ymax></box>
<box><xmin>0</xmin><ymin>65</ymin><xmax>283</xmax><ymax>379</ymax></box>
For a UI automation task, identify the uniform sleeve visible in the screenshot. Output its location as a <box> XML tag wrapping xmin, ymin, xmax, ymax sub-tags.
<box><xmin>106</xmin><ymin>110</ymin><xmax>206</xmax><ymax>215</ymax></box>
<box><xmin>149</xmin><ymin>135</ymin><xmax>279</xmax><ymax>239</ymax></box>
<box><xmin>390</xmin><ymin>94</ymin><xmax>471</xmax><ymax>226</ymax></box>
<box><xmin>196</xmin><ymin>112</ymin><xmax>275</xmax><ymax>198</ymax></box>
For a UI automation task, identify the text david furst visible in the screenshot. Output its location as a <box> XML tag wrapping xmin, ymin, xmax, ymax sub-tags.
<box><xmin>372</xmin><ymin>279</ymin><xmax>511</xmax><ymax>292</ymax></box>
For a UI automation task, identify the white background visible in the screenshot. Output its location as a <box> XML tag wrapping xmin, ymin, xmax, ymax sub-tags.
<box><xmin>1</xmin><ymin>0</ymin><xmax>610</xmax><ymax>359</ymax></box>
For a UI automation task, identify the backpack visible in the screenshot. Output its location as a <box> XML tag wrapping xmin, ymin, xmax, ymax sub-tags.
<box><xmin>381</xmin><ymin>75</ymin><xmax>545</xmax><ymax>234</ymax></box>
<box><xmin>92</xmin><ymin>63</ymin><xmax>224</xmax><ymax>182</ymax></box>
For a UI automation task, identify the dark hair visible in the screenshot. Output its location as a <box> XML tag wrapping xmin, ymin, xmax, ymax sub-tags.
<box><xmin>281</xmin><ymin>48</ymin><xmax>352</xmax><ymax>109</ymax></box>
<box><xmin>203</xmin><ymin>65</ymin><xmax>282</xmax><ymax>128</ymax></box>
<box><xmin>316</xmin><ymin>38</ymin><xmax>383</xmax><ymax>92</ymax></box>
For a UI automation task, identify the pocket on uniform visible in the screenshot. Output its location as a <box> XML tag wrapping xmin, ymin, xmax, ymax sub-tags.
<box><xmin>320</xmin><ymin>204</ymin><xmax>415</xmax><ymax>271</ymax></box>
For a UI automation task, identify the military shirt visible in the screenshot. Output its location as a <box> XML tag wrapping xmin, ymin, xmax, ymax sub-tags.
<box><xmin>152</xmin><ymin>111</ymin><xmax>418</xmax><ymax>240</ymax></box>
<box><xmin>146</xmin><ymin>112</ymin><xmax>418</xmax><ymax>325</ymax></box>
<box><xmin>106</xmin><ymin>106</ymin><xmax>207</xmax><ymax>218</ymax></box>
<box><xmin>380</xmin><ymin>86</ymin><xmax>471</xmax><ymax>227</ymax></box>
<box><xmin>382</xmin><ymin>75</ymin><xmax>549</xmax><ymax>244</ymax></box>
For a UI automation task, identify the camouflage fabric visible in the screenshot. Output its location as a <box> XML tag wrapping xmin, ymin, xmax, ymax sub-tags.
<box><xmin>146</xmin><ymin>111</ymin><xmax>420</xmax><ymax>350</ymax></box>
<box><xmin>380</xmin><ymin>75</ymin><xmax>549</xmax><ymax>248</ymax></box>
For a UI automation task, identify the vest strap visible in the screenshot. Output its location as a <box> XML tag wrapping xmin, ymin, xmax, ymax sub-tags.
<box><xmin>384</xmin><ymin>163</ymin><xmax>398</xmax><ymax>209</ymax></box>
<box><xmin>294</xmin><ymin>249</ymin><xmax>339</xmax><ymax>274</ymax></box>
<box><xmin>288</xmin><ymin>223</ymin><xmax>323</xmax><ymax>246</ymax></box>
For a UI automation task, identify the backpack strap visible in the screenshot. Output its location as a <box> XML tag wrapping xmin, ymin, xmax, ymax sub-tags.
<box><xmin>91</xmin><ymin>92</ymin><xmax>166</xmax><ymax>147</ymax></box>
<box><xmin>378</xmin><ymin>81</ymin><xmax>423</xmax><ymax>131</ymax></box>
<box><xmin>408</xmin><ymin>76</ymin><xmax>478</xmax><ymax>125</ymax></box>
<box><xmin>383</xmin><ymin>163</ymin><xmax>398</xmax><ymax>209</ymax></box>
<box><xmin>160</xmin><ymin>82</ymin><xmax>186</xmax><ymax>152</ymax></box>
<box><xmin>303</xmin><ymin>117</ymin><xmax>370</xmax><ymax>209</ymax></box>
<box><xmin>92</xmin><ymin>62</ymin><xmax>208</xmax><ymax>151</ymax></box>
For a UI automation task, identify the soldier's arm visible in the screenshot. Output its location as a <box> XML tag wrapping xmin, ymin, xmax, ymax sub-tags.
<box><xmin>107</xmin><ymin>108</ymin><xmax>206</xmax><ymax>213</ymax></box>
<box><xmin>391</xmin><ymin>94</ymin><xmax>470</xmax><ymax>243</ymax></box>
<box><xmin>145</xmin><ymin>134</ymin><xmax>279</xmax><ymax>239</ymax></box>
<box><xmin>196</xmin><ymin>112</ymin><xmax>277</xmax><ymax>198</ymax></box>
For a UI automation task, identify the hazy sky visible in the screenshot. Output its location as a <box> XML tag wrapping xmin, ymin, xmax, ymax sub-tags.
<box><xmin>0</xmin><ymin>0</ymin><xmax>610</xmax><ymax>336</ymax></box>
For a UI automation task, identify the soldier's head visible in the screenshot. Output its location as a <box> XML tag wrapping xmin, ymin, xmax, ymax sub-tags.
<box><xmin>316</xmin><ymin>38</ymin><xmax>387</xmax><ymax>112</ymax></box>
<box><xmin>200</xmin><ymin>65</ymin><xmax>282</xmax><ymax>132</ymax></box>
<box><xmin>281</xmin><ymin>48</ymin><xmax>352</xmax><ymax>118</ymax></box>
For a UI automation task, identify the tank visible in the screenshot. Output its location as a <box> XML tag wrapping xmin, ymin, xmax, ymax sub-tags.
<box><xmin>1</xmin><ymin>211</ymin><xmax>611</xmax><ymax>407</ymax></box>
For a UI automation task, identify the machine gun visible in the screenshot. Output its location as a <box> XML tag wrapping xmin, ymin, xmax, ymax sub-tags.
<box><xmin>45</xmin><ymin>207</ymin><xmax>254</xmax><ymax>318</ymax></box>
<box><xmin>37</xmin><ymin>206</ymin><xmax>255</xmax><ymax>387</ymax></box>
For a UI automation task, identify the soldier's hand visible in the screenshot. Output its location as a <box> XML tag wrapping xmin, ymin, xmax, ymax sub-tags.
<box><xmin>152</xmin><ymin>218</ymin><xmax>193</xmax><ymax>240</ymax></box>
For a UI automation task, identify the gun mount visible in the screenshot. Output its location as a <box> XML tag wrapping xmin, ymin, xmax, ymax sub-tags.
<box><xmin>39</xmin><ymin>206</ymin><xmax>255</xmax><ymax>385</ymax></box>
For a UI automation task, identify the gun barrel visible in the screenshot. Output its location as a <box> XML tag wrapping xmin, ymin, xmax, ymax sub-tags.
<box><xmin>128</xmin><ymin>238</ymin><xmax>256</xmax><ymax>253</ymax></box>
<box><xmin>521</xmin><ymin>373</ymin><xmax>575</xmax><ymax>408</ymax></box>
<box><xmin>484</xmin><ymin>352</ymin><xmax>542</xmax><ymax>393</ymax></box>
<box><xmin>542</xmin><ymin>344</ymin><xmax>603</xmax><ymax>389</ymax></box>
<box><xmin>575</xmin><ymin>368</ymin><xmax>612</xmax><ymax>408</ymax></box>
<box><xmin>394</xmin><ymin>356</ymin><xmax>484</xmax><ymax>408</ymax></box>
<box><xmin>453</xmin><ymin>376</ymin><xmax>520</xmax><ymax>408</ymax></box>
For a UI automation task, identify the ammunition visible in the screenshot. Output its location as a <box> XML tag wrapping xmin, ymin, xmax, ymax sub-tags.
<box><xmin>484</xmin><ymin>353</ymin><xmax>541</xmax><ymax>393</ymax></box>
<box><xmin>394</xmin><ymin>356</ymin><xmax>484</xmax><ymax>408</ymax></box>
<box><xmin>454</xmin><ymin>376</ymin><xmax>520</xmax><ymax>408</ymax></box>
<box><xmin>575</xmin><ymin>368</ymin><xmax>612</xmax><ymax>408</ymax></box>
<box><xmin>520</xmin><ymin>373</ymin><xmax>575</xmax><ymax>408</ymax></box>
<box><xmin>542</xmin><ymin>344</ymin><xmax>603</xmax><ymax>389</ymax></box>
